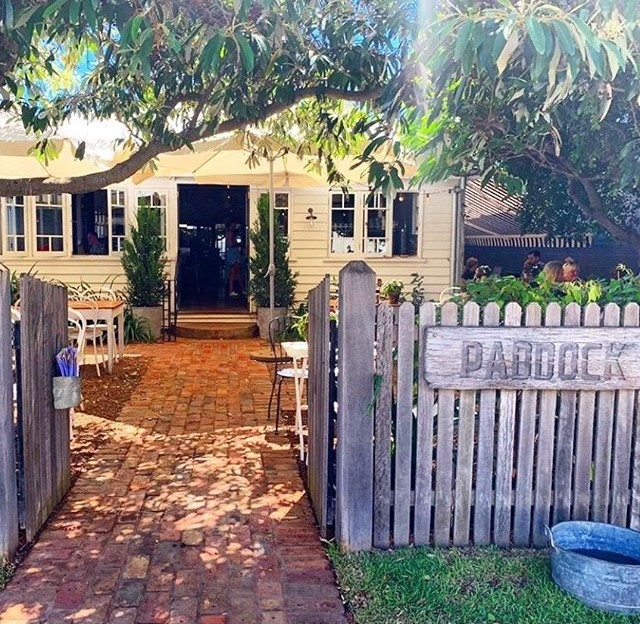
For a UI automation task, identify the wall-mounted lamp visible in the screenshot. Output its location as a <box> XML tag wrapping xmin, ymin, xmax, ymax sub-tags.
<box><xmin>305</xmin><ymin>207</ymin><xmax>318</xmax><ymax>221</ymax></box>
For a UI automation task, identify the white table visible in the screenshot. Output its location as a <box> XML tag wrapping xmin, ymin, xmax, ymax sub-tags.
<box><xmin>69</xmin><ymin>300</ymin><xmax>125</xmax><ymax>373</ymax></box>
<box><xmin>282</xmin><ymin>341</ymin><xmax>308</xmax><ymax>460</ymax></box>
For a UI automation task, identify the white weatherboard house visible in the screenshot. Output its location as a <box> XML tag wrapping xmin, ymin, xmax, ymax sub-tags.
<box><xmin>0</xmin><ymin>129</ymin><xmax>466</xmax><ymax>317</ymax></box>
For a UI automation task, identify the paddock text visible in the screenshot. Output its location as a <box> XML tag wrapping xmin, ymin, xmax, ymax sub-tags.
<box><xmin>424</xmin><ymin>327</ymin><xmax>640</xmax><ymax>390</ymax></box>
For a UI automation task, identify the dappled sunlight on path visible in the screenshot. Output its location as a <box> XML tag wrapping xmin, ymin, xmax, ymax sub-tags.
<box><xmin>0</xmin><ymin>339</ymin><xmax>345</xmax><ymax>624</ymax></box>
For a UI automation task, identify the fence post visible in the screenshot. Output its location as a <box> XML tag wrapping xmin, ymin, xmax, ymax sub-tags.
<box><xmin>335</xmin><ymin>261</ymin><xmax>376</xmax><ymax>551</ymax></box>
<box><xmin>0</xmin><ymin>271</ymin><xmax>18</xmax><ymax>558</ymax></box>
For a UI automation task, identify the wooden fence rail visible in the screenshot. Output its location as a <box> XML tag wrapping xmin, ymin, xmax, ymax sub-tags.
<box><xmin>315</xmin><ymin>262</ymin><xmax>640</xmax><ymax>551</ymax></box>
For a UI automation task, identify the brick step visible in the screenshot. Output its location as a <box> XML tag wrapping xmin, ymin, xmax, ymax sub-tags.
<box><xmin>175</xmin><ymin>321</ymin><xmax>258</xmax><ymax>339</ymax></box>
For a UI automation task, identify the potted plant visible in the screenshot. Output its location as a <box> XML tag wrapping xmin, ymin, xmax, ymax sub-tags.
<box><xmin>121</xmin><ymin>203</ymin><xmax>167</xmax><ymax>339</ymax></box>
<box><xmin>380</xmin><ymin>279</ymin><xmax>404</xmax><ymax>305</ymax></box>
<box><xmin>249</xmin><ymin>193</ymin><xmax>297</xmax><ymax>339</ymax></box>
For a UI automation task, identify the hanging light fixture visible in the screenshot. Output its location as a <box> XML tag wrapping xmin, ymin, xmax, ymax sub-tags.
<box><xmin>305</xmin><ymin>207</ymin><xmax>318</xmax><ymax>221</ymax></box>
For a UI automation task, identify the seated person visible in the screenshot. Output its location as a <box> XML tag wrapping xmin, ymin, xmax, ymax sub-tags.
<box><xmin>86</xmin><ymin>231</ymin><xmax>106</xmax><ymax>255</ymax></box>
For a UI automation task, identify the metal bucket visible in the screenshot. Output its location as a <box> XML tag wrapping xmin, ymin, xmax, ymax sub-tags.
<box><xmin>548</xmin><ymin>521</ymin><xmax>640</xmax><ymax>615</ymax></box>
<box><xmin>52</xmin><ymin>376</ymin><xmax>82</xmax><ymax>410</ymax></box>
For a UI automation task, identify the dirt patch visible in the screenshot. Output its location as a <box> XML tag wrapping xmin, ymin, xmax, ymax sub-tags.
<box><xmin>80</xmin><ymin>356</ymin><xmax>149</xmax><ymax>421</ymax></box>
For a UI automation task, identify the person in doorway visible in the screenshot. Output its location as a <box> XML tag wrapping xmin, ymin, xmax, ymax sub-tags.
<box><xmin>225</xmin><ymin>222</ymin><xmax>243</xmax><ymax>296</ymax></box>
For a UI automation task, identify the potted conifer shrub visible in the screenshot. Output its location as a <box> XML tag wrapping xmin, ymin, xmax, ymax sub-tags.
<box><xmin>121</xmin><ymin>203</ymin><xmax>167</xmax><ymax>340</ymax></box>
<box><xmin>249</xmin><ymin>193</ymin><xmax>297</xmax><ymax>339</ymax></box>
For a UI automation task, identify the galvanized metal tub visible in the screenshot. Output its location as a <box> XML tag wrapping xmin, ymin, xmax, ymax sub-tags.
<box><xmin>548</xmin><ymin>521</ymin><xmax>640</xmax><ymax>615</ymax></box>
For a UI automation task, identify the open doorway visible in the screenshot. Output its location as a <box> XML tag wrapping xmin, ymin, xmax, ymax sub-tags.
<box><xmin>177</xmin><ymin>184</ymin><xmax>249</xmax><ymax>311</ymax></box>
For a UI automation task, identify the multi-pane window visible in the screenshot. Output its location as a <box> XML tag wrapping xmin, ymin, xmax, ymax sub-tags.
<box><xmin>329</xmin><ymin>191</ymin><xmax>419</xmax><ymax>257</ymax></box>
<box><xmin>364</xmin><ymin>193</ymin><xmax>387</xmax><ymax>254</ymax></box>
<box><xmin>330</xmin><ymin>192</ymin><xmax>356</xmax><ymax>253</ymax></box>
<box><xmin>110</xmin><ymin>190</ymin><xmax>126</xmax><ymax>252</ymax></box>
<box><xmin>138</xmin><ymin>191</ymin><xmax>168</xmax><ymax>249</ymax></box>
<box><xmin>72</xmin><ymin>190</ymin><xmax>109</xmax><ymax>255</ymax></box>
<box><xmin>35</xmin><ymin>194</ymin><xmax>64</xmax><ymax>252</ymax></box>
<box><xmin>4</xmin><ymin>196</ymin><xmax>26</xmax><ymax>252</ymax></box>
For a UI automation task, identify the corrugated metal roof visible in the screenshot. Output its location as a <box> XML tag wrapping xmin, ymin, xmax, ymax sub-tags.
<box><xmin>464</xmin><ymin>179</ymin><xmax>523</xmax><ymax>236</ymax></box>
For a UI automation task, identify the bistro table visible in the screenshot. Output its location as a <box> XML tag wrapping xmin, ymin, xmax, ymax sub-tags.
<box><xmin>281</xmin><ymin>340</ymin><xmax>308</xmax><ymax>460</ymax></box>
<box><xmin>68</xmin><ymin>299</ymin><xmax>126</xmax><ymax>373</ymax></box>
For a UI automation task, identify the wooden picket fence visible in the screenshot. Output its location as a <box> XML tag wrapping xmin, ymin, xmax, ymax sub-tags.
<box><xmin>0</xmin><ymin>273</ymin><xmax>71</xmax><ymax>558</ymax></box>
<box><xmin>307</xmin><ymin>261</ymin><xmax>640</xmax><ymax>551</ymax></box>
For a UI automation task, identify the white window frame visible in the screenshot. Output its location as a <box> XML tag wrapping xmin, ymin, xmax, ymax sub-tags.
<box><xmin>2</xmin><ymin>196</ymin><xmax>28</xmax><ymax>255</ymax></box>
<box><xmin>109</xmin><ymin>189</ymin><xmax>127</xmax><ymax>254</ymax></box>
<box><xmin>137</xmin><ymin>190</ymin><xmax>168</xmax><ymax>250</ymax></box>
<box><xmin>274</xmin><ymin>191</ymin><xmax>290</xmax><ymax>238</ymax></box>
<box><xmin>328</xmin><ymin>190</ymin><xmax>422</xmax><ymax>258</ymax></box>
<box><xmin>329</xmin><ymin>191</ymin><xmax>358</xmax><ymax>255</ymax></box>
<box><xmin>362</xmin><ymin>192</ymin><xmax>391</xmax><ymax>256</ymax></box>
<box><xmin>34</xmin><ymin>193</ymin><xmax>66</xmax><ymax>254</ymax></box>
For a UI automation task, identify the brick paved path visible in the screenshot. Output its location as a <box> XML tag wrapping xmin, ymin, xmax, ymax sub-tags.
<box><xmin>0</xmin><ymin>340</ymin><xmax>347</xmax><ymax>624</ymax></box>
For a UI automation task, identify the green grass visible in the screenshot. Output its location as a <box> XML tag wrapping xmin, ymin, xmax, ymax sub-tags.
<box><xmin>328</xmin><ymin>546</ymin><xmax>640</xmax><ymax>624</ymax></box>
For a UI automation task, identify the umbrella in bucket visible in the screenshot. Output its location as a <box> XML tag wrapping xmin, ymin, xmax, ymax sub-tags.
<box><xmin>55</xmin><ymin>346</ymin><xmax>79</xmax><ymax>377</ymax></box>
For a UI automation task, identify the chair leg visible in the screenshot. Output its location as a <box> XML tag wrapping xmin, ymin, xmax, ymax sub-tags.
<box><xmin>275</xmin><ymin>378</ymin><xmax>284</xmax><ymax>433</ymax></box>
<box><xmin>267</xmin><ymin>364</ymin><xmax>277</xmax><ymax>420</ymax></box>
<box><xmin>91</xmin><ymin>333</ymin><xmax>101</xmax><ymax>377</ymax></box>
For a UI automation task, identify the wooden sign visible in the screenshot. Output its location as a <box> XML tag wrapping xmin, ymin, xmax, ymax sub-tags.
<box><xmin>424</xmin><ymin>326</ymin><xmax>640</xmax><ymax>390</ymax></box>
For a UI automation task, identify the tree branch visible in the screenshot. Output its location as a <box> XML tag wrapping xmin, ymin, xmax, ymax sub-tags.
<box><xmin>567</xmin><ymin>177</ymin><xmax>640</xmax><ymax>248</ymax></box>
<box><xmin>0</xmin><ymin>83</ymin><xmax>387</xmax><ymax>196</ymax></box>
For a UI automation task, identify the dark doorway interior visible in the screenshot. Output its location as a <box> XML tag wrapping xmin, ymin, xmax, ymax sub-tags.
<box><xmin>177</xmin><ymin>184</ymin><xmax>249</xmax><ymax>310</ymax></box>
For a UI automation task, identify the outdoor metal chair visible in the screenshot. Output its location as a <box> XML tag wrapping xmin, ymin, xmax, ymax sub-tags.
<box><xmin>268</xmin><ymin>315</ymin><xmax>307</xmax><ymax>432</ymax></box>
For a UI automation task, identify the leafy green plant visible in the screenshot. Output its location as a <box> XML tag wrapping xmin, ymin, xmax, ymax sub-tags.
<box><xmin>380</xmin><ymin>279</ymin><xmax>404</xmax><ymax>301</ymax></box>
<box><xmin>121</xmin><ymin>204</ymin><xmax>167</xmax><ymax>307</ymax></box>
<box><xmin>460</xmin><ymin>273</ymin><xmax>640</xmax><ymax>311</ymax></box>
<box><xmin>123</xmin><ymin>307</ymin><xmax>155</xmax><ymax>344</ymax></box>
<box><xmin>0</xmin><ymin>557</ymin><xmax>15</xmax><ymax>590</ymax></box>
<box><xmin>248</xmin><ymin>193</ymin><xmax>297</xmax><ymax>308</ymax></box>
<box><xmin>0</xmin><ymin>262</ymin><xmax>38</xmax><ymax>304</ymax></box>
<box><xmin>408</xmin><ymin>272</ymin><xmax>425</xmax><ymax>309</ymax></box>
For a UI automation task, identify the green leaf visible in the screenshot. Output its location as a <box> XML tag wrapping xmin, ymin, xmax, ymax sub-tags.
<box><xmin>454</xmin><ymin>20</ymin><xmax>473</xmax><ymax>62</ymax></box>
<box><xmin>553</xmin><ymin>20</ymin><xmax>576</xmax><ymax>56</ymax></box>
<box><xmin>526</xmin><ymin>18</ymin><xmax>546</xmax><ymax>55</ymax></box>
<box><xmin>235</xmin><ymin>33</ymin><xmax>255</xmax><ymax>72</ymax></box>
<box><xmin>496</xmin><ymin>28</ymin><xmax>519</xmax><ymax>75</ymax></box>
<box><xmin>3</xmin><ymin>0</ymin><xmax>14</xmax><ymax>28</ymax></box>
<box><xmin>200</xmin><ymin>34</ymin><xmax>224</xmax><ymax>73</ymax></box>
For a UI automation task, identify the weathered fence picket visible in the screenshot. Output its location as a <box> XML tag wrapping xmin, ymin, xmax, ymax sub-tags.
<box><xmin>307</xmin><ymin>262</ymin><xmax>640</xmax><ymax>551</ymax></box>
<box><xmin>335</xmin><ymin>262</ymin><xmax>376</xmax><ymax>551</ymax></box>
<box><xmin>307</xmin><ymin>275</ymin><xmax>333</xmax><ymax>537</ymax></box>
<box><xmin>0</xmin><ymin>271</ymin><xmax>18</xmax><ymax>559</ymax></box>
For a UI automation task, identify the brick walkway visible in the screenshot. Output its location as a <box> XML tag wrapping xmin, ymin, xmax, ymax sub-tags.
<box><xmin>0</xmin><ymin>339</ymin><xmax>347</xmax><ymax>624</ymax></box>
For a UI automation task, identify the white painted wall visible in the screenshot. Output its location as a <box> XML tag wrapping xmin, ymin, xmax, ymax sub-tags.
<box><xmin>1</xmin><ymin>177</ymin><xmax>458</xmax><ymax>303</ymax></box>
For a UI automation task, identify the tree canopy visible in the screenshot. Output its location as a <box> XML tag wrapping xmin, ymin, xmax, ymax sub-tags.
<box><xmin>409</xmin><ymin>0</ymin><xmax>640</xmax><ymax>250</ymax></box>
<box><xmin>0</xmin><ymin>0</ymin><xmax>415</xmax><ymax>196</ymax></box>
